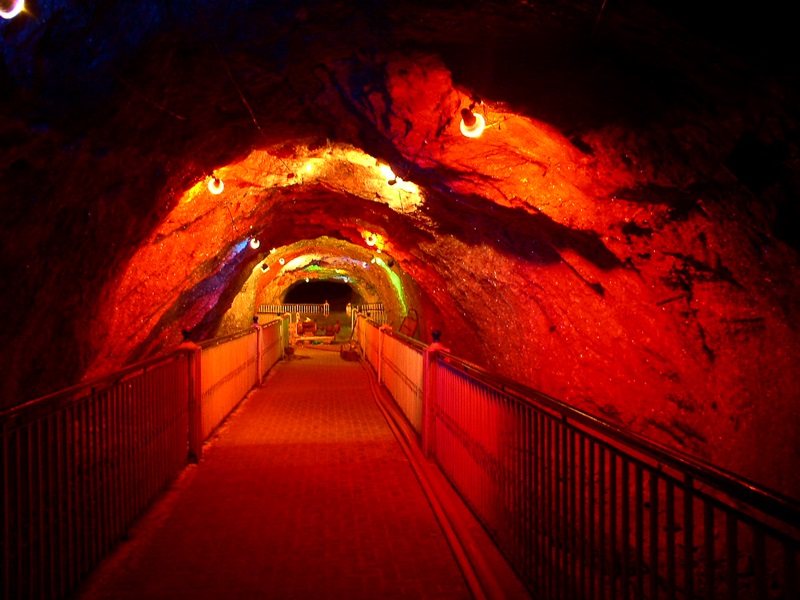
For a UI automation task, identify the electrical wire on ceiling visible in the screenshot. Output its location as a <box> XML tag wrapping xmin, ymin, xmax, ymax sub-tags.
<box><xmin>191</xmin><ymin>0</ymin><xmax>292</xmax><ymax>174</ymax></box>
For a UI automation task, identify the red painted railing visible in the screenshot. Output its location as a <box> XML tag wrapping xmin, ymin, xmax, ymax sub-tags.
<box><xmin>259</xmin><ymin>317</ymin><xmax>285</xmax><ymax>380</ymax></box>
<box><xmin>199</xmin><ymin>330</ymin><xmax>258</xmax><ymax>441</ymax></box>
<box><xmin>358</xmin><ymin>316</ymin><xmax>800</xmax><ymax>600</ymax></box>
<box><xmin>376</xmin><ymin>329</ymin><xmax>425</xmax><ymax>435</ymax></box>
<box><xmin>0</xmin><ymin>316</ymin><xmax>286</xmax><ymax>600</ymax></box>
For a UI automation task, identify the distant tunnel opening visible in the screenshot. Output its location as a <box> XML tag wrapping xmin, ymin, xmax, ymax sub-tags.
<box><xmin>282</xmin><ymin>281</ymin><xmax>362</xmax><ymax>312</ymax></box>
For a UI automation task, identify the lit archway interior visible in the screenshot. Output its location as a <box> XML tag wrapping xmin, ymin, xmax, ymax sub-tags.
<box><xmin>1</xmin><ymin>2</ymin><xmax>798</xmax><ymax>499</ymax></box>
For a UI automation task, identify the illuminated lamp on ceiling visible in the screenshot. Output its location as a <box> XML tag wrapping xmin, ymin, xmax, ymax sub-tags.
<box><xmin>0</xmin><ymin>0</ymin><xmax>24</xmax><ymax>19</ymax></box>
<box><xmin>460</xmin><ymin>108</ymin><xmax>485</xmax><ymax>138</ymax></box>
<box><xmin>365</xmin><ymin>234</ymin><xmax>377</xmax><ymax>246</ymax></box>
<box><xmin>208</xmin><ymin>176</ymin><xmax>224</xmax><ymax>194</ymax></box>
<box><xmin>279</xmin><ymin>258</ymin><xmax>285</xmax><ymax>265</ymax></box>
<box><xmin>305</xmin><ymin>277</ymin><xmax>310</xmax><ymax>283</ymax></box>
<box><xmin>249</xmin><ymin>238</ymin><xmax>261</xmax><ymax>249</ymax></box>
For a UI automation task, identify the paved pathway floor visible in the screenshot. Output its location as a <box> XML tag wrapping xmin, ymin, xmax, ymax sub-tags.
<box><xmin>79</xmin><ymin>348</ymin><xmax>470</xmax><ymax>599</ymax></box>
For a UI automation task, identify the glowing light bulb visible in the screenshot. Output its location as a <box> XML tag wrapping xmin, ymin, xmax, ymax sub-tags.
<box><xmin>0</xmin><ymin>0</ymin><xmax>24</xmax><ymax>19</ymax></box>
<box><xmin>378</xmin><ymin>165</ymin><xmax>396</xmax><ymax>181</ymax></box>
<box><xmin>208</xmin><ymin>176</ymin><xmax>224</xmax><ymax>194</ymax></box>
<box><xmin>279</xmin><ymin>258</ymin><xmax>285</xmax><ymax>265</ymax></box>
<box><xmin>366</xmin><ymin>235</ymin><xmax>377</xmax><ymax>246</ymax></box>
<box><xmin>249</xmin><ymin>238</ymin><xmax>261</xmax><ymax>249</ymax></box>
<box><xmin>459</xmin><ymin>108</ymin><xmax>485</xmax><ymax>138</ymax></box>
<box><xmin>305</xmin><ymin>277</ymin><xmax>310</xmax><ymax>283</ymax></box>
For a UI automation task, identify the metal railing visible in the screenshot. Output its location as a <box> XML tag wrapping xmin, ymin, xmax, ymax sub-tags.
<box><xmin>357</xmin><ymin>316</ymin><xmax>380</xmax><ymax>369</ymax></box>
<box><xmin>358</xmin><ymin>302</ymin><xmax>384</xmax><ymax>312</ymax></box>
<box><xmin>1</xmin><ymin>316</ymin><xmax>286</xmax><ymax>600</ymax></box>
<box><xmin>351</xmin><ymin>303</ymin><xmax>387</xmax><ymax>330</ymax></box>
<box><xmin>260</xmin><ymin>318</ymin><xmax>285</xmax><ymax>380</ymax></box>
<box><xmin>358</xmin><ymin>317</ymin><xmax>800</xmax><ymax>600</ymax></box>
<box><xmin>259</xmin><ymin>303</ymin><xmax>329</xmax><ymax>316</ymax></box>
<box><xmin>376</xmin><ymin>330</ymin><xmax>425</xmax><ymax>435</ymax></box>
<box><xmin>199</xmin><ymin>330</ymin><xmax>258</xmax><ymax>441</ymax></box>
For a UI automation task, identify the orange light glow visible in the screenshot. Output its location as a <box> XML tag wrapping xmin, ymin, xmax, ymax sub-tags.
<box><xmin>208</xmin><ymin>177</ymin><xmax>224</xmax><ymax>195</ymax></box>
<box><xmin>459</xmin><ymin>109</ymin><xmax>485</xmax><ymax>138</ymax></box>
<box><xmin>0</xmin><ymin>0</ymin><xmax>24</xmax><ymax>19</ymax></box>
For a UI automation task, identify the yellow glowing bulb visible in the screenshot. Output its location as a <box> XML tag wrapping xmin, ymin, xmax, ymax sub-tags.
<box><xmin>378</xmin><ymin>164</ymin><xmax>396</xmax><ymax>181</ymax></box>
<box><xmin>249</xmin><ymin>238</ymin><xmax>261</xmax><ymax>249</ymax></box>
<box><xmin>279</xmin><ymin>258</ymin><xmax>285</xmax><ymax>265</ymax></box>
<box><xmin>208</xmin><ymin>177</ymin><xmax>224</xmax><ymax>194</ymax></box>
<box><xmin>366</xmin><ymin>235</ymin><xmax>377</xmax><ymax>246</ymax></box>
<box><xmin>0</xmin><ymin>0</ymin><xmax>24</xmax><ymax>19</ymax></box>
<box><xmin>459</xmin><ymin>109</ymin><xmax>486</xmax><ymax>138</ymax></box>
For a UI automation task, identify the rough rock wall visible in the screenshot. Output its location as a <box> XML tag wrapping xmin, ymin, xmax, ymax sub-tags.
<box><xmin>1</xmin><ymin>1</ymin><xmax>798</xmax><ymax>498</ymax></box>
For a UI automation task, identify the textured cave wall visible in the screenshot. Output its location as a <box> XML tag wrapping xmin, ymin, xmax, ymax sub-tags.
<box><xmin>1</xmin><ymin>1</ymin><xmax>799</xmax><ymax>497</ymax></box>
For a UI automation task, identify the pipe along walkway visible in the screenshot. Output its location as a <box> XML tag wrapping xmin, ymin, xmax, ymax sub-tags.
<box><xmin>77</xmin><ymin>347</ymin><xmax>525</xmax><ymax>599</ymax></box>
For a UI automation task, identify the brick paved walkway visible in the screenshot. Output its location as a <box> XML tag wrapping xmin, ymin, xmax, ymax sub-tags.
<box><xmin>79</xmin><ymin>348</ymin><xmax>471</xmax><ymax>599</ymax></box>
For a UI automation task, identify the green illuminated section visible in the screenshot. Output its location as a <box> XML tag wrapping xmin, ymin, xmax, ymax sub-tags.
<box><xmin>374</xmin><ymin>257</ymin><xmax>406</xmax><ymax>314</ymax></box>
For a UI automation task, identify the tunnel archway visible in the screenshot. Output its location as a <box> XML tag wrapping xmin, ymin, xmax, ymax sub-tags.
<box><xmin>2</xmin><ymin>1</ymin><xmax>799</xmax><ymax>498</ymax></box>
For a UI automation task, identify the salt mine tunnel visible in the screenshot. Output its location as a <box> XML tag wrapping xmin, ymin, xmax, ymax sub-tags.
<box><xmin>1</xmin><ymin>0</ymin><xmax>799</xmax><ymax>510</ymax></box>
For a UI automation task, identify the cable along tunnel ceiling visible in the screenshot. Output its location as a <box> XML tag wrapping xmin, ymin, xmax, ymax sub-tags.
<box><xmin>1</xmin><ymin>1</ymin><xmax>799</xmax><ymax>500</ymax></box>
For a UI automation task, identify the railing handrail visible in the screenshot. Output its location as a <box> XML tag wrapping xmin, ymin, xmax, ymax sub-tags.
<box><xmin>0</xmin><ymin>352</ymin><xmax>186</xmax><ymax>425</ymax></box>
<box><xmin>198</xmin><ymin>318</ymin><xmax>281</xmax><ymax>350</ymax></box>
<box><xmin>435</xmin><ymin>349</ymin><xmax>800</xmax><ymax>528</ymax></box>
<box><xmin>378</xmin><ymin>322</ymin><xmax>427</xmax><ymax>352</ymax></box>
<box><xmin>258</xmin><ymin>303</ymin><xmax>326</xmax><ymax>311</ymax></box>
<box><xmin>357</xmin><ymin>316</ymin><xmax>800</xmax><ymax>531</ymax></box>
<box><xmin>1</xmin><ymin>322</ymin><xmax>281</xmax><ymax>425</ymax></box>
<box><xmin>2</xmin><ymin>322</ymin><xmax>288</xmax><ymax>600</ymax></box>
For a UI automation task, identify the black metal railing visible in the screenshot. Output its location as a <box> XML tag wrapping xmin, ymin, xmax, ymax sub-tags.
<box><xmin>0</xmin><ymin>317</ymin><xmax>287</xmax><ymax>600</ymax></box>
<box><xmin>359</xmin><ymin>317</ymin><xmax>800</xmax><ymax>599</ymax></box>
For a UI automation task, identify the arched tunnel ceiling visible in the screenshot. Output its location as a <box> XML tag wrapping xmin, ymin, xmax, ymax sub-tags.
<box><xmin>1</xmin><ymin>1</ymin><xmax>799</xmax><ymax>498</ymax></box>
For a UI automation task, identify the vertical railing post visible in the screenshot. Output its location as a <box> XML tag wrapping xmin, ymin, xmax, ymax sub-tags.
<box><xmin>378</xmin><ymin>326</ymin><xmax>385</xmax><ymax>384</ymax></box>
<box><xmin>255</xmin><ymin>326</ymin><xmax>263</xmax><ymax>385</ymax></box>
<box><xmin>421</xmin><ymin>349</ymin><xmax>436</xmax><ymax>458</ymax></box>
<box><xmin>186</xmin><ymin>348</ymin><xmax>203</xmax><ymax>463</ymax></box>
<box><xmin>279</xmin><ymin>316</ymin><xmax>286</xmax><ymax>359</ymax></box>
